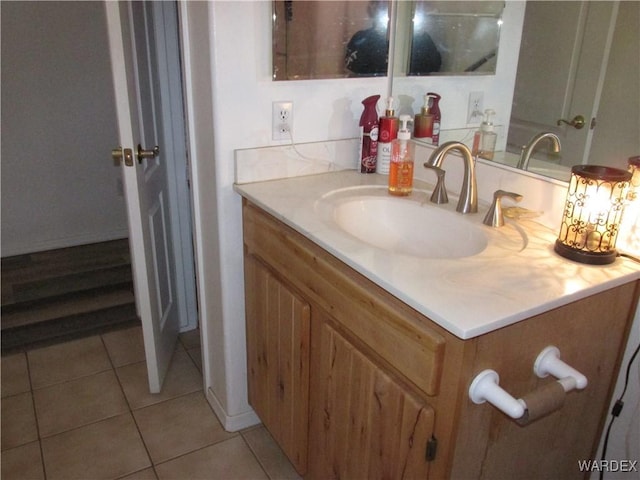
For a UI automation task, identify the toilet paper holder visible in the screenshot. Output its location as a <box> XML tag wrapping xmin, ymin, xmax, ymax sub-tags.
<box><xmin>468</xmin><ymin>345</ymin><xmax>588</xmax><ymax>420</ymax></box>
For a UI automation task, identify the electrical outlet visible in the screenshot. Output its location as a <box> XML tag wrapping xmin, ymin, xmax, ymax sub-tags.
<box><xmin>467</xmin><ymin>92</ymin><xmax>484</xmax><ymax>124</ymax></box>
<box><xmin>272</xmin><ymin>101</ymin><xmax>293</xmax><ymax>140</ymax></box>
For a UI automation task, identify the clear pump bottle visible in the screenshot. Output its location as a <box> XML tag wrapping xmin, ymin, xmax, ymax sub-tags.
<box><xmin>389</xmin><ymin>115</ymin><xmax>415</xmax><ymax>196</ymax></box>
<box><xmin>472</xmin><ymin>109</ymin><xmax>497</xmax><ymax>160</ymax></box>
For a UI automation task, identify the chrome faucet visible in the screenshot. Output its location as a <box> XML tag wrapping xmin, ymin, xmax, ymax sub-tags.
<box><xmin>516</xmin><ymin>132</ymin><xmax>561</xmax><ymax>170</ymax></box>
<box><xmin>483</xmin><ymin>190</ymin><xmax>523</xmax><ymax>227</ymax></box>
<box><xmin>425</xmin><ymin>141</ymin><xmax>477</xmax><ymax>214</ymax></box>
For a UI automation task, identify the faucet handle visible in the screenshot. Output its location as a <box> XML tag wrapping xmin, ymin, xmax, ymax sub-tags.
<box><xmin>483</xmin><ymin>190</ymin><xmax>523</xmax><ymax>227</ymax></box>
<box><xmin>423</xmin><ymin>164</ymin><xmax>448</xmax><ymax>204</ymax></box>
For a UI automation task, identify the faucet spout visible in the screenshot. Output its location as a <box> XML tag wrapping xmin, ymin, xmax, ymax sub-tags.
<box><xmin>517</xmin><ymin>132</ymin><xmax>561</xmax><ymax>170</ymax></box>
<box><xmin>426</xmin><ymin>141</ymin><xmax>477</xmax><ymax>214</ymax></box>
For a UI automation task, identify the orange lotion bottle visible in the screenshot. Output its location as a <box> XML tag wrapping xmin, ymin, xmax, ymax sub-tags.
<box><xmin>389</xmin><ymin>115</ymin><xmax>415</xmax><ymax>196</ymax></box>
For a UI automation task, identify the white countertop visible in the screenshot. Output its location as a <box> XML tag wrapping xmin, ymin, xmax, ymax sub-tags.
<box><xmin>234</xmin><ymin>170</ymin><xmax>640</xmax><ymax>340</ymax></box>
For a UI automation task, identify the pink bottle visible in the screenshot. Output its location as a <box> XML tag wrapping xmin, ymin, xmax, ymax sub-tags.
<box><xmin>359</xmin><ymin>95</ymin><xmax>380</xmax><ymax>173</ymax></box>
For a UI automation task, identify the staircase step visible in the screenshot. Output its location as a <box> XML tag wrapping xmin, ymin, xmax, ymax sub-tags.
<box><xmin>2</xmin><ymin>264</ymin><xmax>133</xmax><ymax>306</ymax></box>
<box><xmin>1</xmin><ymin>303</ymin><xmax>139</xmax><ymax>353</ymax></box>
<box><xmin>1</xmin><ymin>285</ymin><xmax>135</xmax><ymax>330</ymax></box>
<box><xmin>1</xmin><ymin>239</ymin><xmax>130</xmax><ymax>285</ymax></box>
<box><xmin>1</xmin><ymin>240</ymin><xmax>137</xmax><ymax>354</ymax></box>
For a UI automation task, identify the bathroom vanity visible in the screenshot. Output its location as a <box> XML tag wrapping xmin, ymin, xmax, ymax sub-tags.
<box><xmin>236</xmin><ymin>171</ymin><xmax>639</xmax><ymax>479</ymax></box>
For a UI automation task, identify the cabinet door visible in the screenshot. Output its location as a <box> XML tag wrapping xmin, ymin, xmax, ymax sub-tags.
<box><xmin>309</xmin><ymin>315</ymin><xmax>435</xmax><ymax>479</ymax></box>
<box><xmin>244</xmin><ymin>254</ymin><xmax>310</xmax><ymax>474</ymax></box>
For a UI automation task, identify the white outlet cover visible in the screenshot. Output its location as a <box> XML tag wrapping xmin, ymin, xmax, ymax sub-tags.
<box><xmin>272</xmin><ymin>101</ymin><xmax>293</xmax><ymax>140</ymax></box>
<box><xmin>467</xmin><ymin>92</ymin><xmax>484</xmax><ymax>124</ymax></box>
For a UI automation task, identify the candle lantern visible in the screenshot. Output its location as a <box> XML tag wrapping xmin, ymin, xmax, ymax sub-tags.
<box><xmin>618</xmin><ymin>156</ymin><xmax>640</xmax><ymax>254</ymax></box>
<box><xmin>627</xmin><ymin>156</ymin><xmax>640</xmax><ymax>199</ymax></box>
<box><xmin>555</xmin><ymin>165</ymin><xmax>632</xmax><ymax>265</ymax></box>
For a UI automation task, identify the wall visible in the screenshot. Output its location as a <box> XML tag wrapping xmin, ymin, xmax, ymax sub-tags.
<box><xmin>1</xmin><ymin>1</ymin><xmax>127</xmax><ymax>257</ymax></box>
<box><xmin>183</xmin><ymin>0</ymin><xmax>388</xmax><ymax>430</ymax></box>
<box><xmin>181</xmin><ymin>0</ymin><xmax>525</xmax><ymax>430</ymax></box>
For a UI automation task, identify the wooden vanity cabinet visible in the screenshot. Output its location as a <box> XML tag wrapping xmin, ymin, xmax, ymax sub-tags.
<box><xmin>308</xmin><ymin>310</ymin><xmax>435</xmax><ymax>479</ymax></box>
<box><xmin>242</xmin><ymin>199</ymin><xmax>639</xmax><ymax>479</ymax></box>
<box><xmin>244</xmin><ymin>253</ymin><xmax>310</xmax><ymax>473</ymax></box>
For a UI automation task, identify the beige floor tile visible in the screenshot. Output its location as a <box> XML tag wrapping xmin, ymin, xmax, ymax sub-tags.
<box><xmin>186</xmin><ymin>345</ymin><xmax>202</xmax><ymax>372</ymax></box>
<box><xmin>155</xmin><ymin>436</ymin><xmax>268</xmax><ymax>480</ymax></box>
<box><xmin>27</xmin><ymin>335</ymin><xmax>111</xmax><ymax>389</ymax></box>
<box><xmin>243</xmin><ymin>425</ymin><xmax>302</xmax><ymax>479</ymax></box>
<box><xmin>119</xmin><ymin>467</ymin><xmax>158</xmax><ymax>480</ymax></box>
<box><xmin>34</xmin><ymin>370</ymin><xmax>129</xmax><ymax>437</ymax></box>
<box><xmin>0</xmin><ymin>441</ymin><xmax>45</xmax><ymax>480</ymax></box>
<box><xmin>134</xmin><ymin>390</ymin><xmax>236</xmax><ymax>464</ymax></box>
<box><xmin>179</xmin><ymin>328</ymin><xmax>200</xmax><ymax>349</ymax></box>
<box><xmin>102</xmin><ymin>325</ymin><xmax>146</xmax><ymax>367</ymax></box>
<box><xmin>41</xmin><ymin>413</ymin><xmax>151</xmax><ymax>480</ymax></box>
<box><xmin>1</xmin><ymin>353</ymin><xmax>31</xmax><ymax>398</ymax></box>
<box><xmin>117</xmin><ymin>347</ymin><xmax>202</xmax><ymax>410</ymax></box>
<box><xmin>1</xmin><ymin>392</ymin><xmax>38</xmax><ymax>450</ymax></box>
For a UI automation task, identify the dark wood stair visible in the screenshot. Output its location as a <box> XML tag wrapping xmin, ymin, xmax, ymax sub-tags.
<box><xmin>1</xmin><ymin>239</ymin><xmax>140</xmax><ymax>354</ymax></box>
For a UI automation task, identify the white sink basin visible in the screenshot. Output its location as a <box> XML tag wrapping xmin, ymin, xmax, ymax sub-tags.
<box><xmin>318</xmin><ymin>190</ymin><xmax>489</xmax><ymax>259</ymax></box>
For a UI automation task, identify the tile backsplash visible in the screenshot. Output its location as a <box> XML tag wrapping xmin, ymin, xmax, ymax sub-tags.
<box><xmin>235</xmin><ymin>139</ymin><xmax>359</xmax><ymax>184</ymax></box>
<box><xmin>235</xmin><ymin>138</ymin><xmax>569</xmax><ymax>231</ymax></box>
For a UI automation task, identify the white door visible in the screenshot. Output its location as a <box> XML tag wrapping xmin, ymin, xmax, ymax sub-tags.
<box><xmin>508</xmin><ymin>1</ymin><xmax>618</xmax><ymax>166</ymax></box>
<box><xmin>106</xmin><ymin>1</ymin><xmax>180</xmax><ymax>393</ymax></box>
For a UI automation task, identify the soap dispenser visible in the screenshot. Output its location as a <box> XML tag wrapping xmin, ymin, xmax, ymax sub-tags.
<box><xmin>389</xmin><ymin>115</ymin><xmax>415</xmax><ymax>196</ymax></box>
<box><xmin>414</xmin><ymin>94</ymin><xmax>435</xmax><ymax>139</ymax></box>
<box><xmin>472</xmin><ymin>109</ymin><xmax>497</xmax><ymax>160</ymax></box>
<box><xmin>376</xmin><ymin>97</ymin><xmax>399</xmax><ymax>174</ymax></box>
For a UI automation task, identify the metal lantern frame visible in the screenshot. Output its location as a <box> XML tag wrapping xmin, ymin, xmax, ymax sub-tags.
<box><xmin>554</xmin><ymin>165</ymin><xmax>632</xmax><ymax>265</ymax></box>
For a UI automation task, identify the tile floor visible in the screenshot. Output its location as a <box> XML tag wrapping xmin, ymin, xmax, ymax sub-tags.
<box><xmin>1</xmin><ymin>326</ymin><xmax>300</xmax><ymax>480</ymax></box>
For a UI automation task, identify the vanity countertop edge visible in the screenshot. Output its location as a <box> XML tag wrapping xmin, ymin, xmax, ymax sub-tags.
<box><xmin>234</xmin><ymin>170</ymin><xmax>640</xmax><ymax>340</ymax></box>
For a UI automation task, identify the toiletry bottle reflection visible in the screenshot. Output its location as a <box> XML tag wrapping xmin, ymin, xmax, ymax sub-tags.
<box><xmin>429</xmin><ymin>92</ymin><xmax>441</xmax><ymax>146</ymax></box>
<box><xmin>389</xmin><ymin>115</ymin><xmax>415</xmax><ymax>196</ymax></box>
<box><xmin>413</xmin><ymin>92</ymin><xmax>441</xmax><ymax>145</ymax></box>
<box><xmin>414</xmin><ymin>93</ymin><xmax>435</xmax><ymax>139</ymax></box>
<box><xmin>472</xmin><ymin>109</ymin><xmax>497</xmax><ymax>160</ymax></box>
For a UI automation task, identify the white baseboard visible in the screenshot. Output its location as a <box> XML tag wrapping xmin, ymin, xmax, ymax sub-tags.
<box><xmin>1</xmin><ymin>229</ymin><xmax>130</xmax><ymax>257</ymax></box>
<box><xmin>206</xmin><ymin>387</ymin><xmax>261</xmax><ymax>433</ymax></box>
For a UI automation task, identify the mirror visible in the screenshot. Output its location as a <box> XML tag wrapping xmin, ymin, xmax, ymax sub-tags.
<box><xmin>272</xmin><ymin>1</ymin><xmax>392</xmax><ymax>80</ymax></box>
<box><xmin>271</xmin><ymin>1</ymin><xmax>637</xmax><ymax>182</ymax></box>
<box><xmin>271</xmin><ymin>0</ymin><xmax>504</xmax><ymax>80</ymax></box>
<box><xmin>396</xmin><ymin>1</ymin><xmax>504</xmax><ymax>76</ymax></box>
<box><xmin>392</xmin><ymin>1</ymin><xmax>639</xmax><ymax>183</ymax></box>
<box><xmin>503</xmin><ymin>1</ymin><xmax>637</xmax><ymax>182</ymax></box>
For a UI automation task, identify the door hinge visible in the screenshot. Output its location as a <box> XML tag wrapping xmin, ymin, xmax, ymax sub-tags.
<box><xmin>426</xmin><ymin>435</ymin><xmax>438</xmax><ymax>462</ymax></box>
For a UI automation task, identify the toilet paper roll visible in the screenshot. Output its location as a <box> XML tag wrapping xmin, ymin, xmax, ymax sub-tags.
<box><xmin>517</xmin><ymin>381</ymin><xmax>566</xmax><ymax>425</ymax></box>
